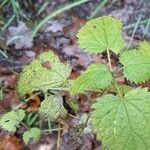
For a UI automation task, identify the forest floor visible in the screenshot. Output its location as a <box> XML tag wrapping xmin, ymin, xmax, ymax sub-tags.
<box><xmin>0</xmin><ymin>0</ymin><xmax>150</xmax><ymax>149</ymax></box>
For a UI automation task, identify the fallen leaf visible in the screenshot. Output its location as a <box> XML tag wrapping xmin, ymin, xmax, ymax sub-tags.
<box><xmin>0</xmin><ymin>90</ymin><xmax>20</xmax><ymax>112</ymax></box>
<box><xmin>64</xmin><ymin>16</ymin><xmax>86</xmax><ymax>41</ymax></box>
<box><xmin>24</xmin><ymin>93</ymin><xmax>41</xmax><ymax>112</ymax></box>
<box><xmin>0</xmin><ymin>134</ymin><xmax>23</xmax><ymax>150</ymax></box>
<box><xmin>80</xmin><ymin>133</ymin><xmax>94</xmax><ymax>150</ymax></box>
<box><xmin>6</xmin><ymin>21</ymin><xmax>33</xmax><ymax>49</ymax></box>
<box><xmin>62</xmin><ymin>44</ymin><xmax>92</xmax><ymax>68</ymax></box>
<box><xmin>0</xmin><ymin>74</ymin><xmax>17</xmax><ymax>89</ymax></box>
<box><xmin>78</xmin><ymin>94</ymin><xmax>90</xmax><ymax>112</ymax></box>
<box><xmin>69</xmin><ymin>70</ymin><xmax>80</xmax><ymax>80</ymax></box>
<box><xmin>44</xmin><ymin>20</ymin><xmax>64</xmax><ymax>33</ymax></box>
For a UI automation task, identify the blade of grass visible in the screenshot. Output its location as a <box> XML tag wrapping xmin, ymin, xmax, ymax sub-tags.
<box><xmin>37</xmin><ymin>0</ymin><xmax>49</xmax><ymax>16</ymax></box>
<box><xmin>32</xmin><ymin>0</ymin><xmax>90</xmax><ymax>37</ymax></box>
<box><xmin>28</xmin><ymin>113</ymin><xmax>39</xmax><ymax>127</ymax></box>
<box><xmin>89</xmin><ymin>0</ymin><xmax>118</xmax><ymax>19</ymax></box>
<box><xmin>6</xmin><ymin>35</ymin><xmax>21</xmax><ymax>46</ymax></box>
<box><xmin>142</xmin><ymin>18</ymin><xmax>150</xmax><ymax>38</ymax></box>
<box><xmin>0</xmin><ymin>14</ymin><xmax>15</xmax><ymax>34</ymax></box>
<box><xmin>128</xmin><ymin>14</ymin><xmax>142</xmax><ymax>48</ymax></box>
<box><xmin>11</xmin><ymin>0</ymin><xmax>28</xmax><ymax>21</ymax></box>
<box><xmin>124</xmin><ymin>18</ymin><xmax>150</xmax><ymax>30</ymax></box>
<box><xmin>89</xmin><ymin>0</ymin><xmax>109</xmax><ymax>19</ymax></box>
<box><xmin>11</xmin><ymin>0</ymin><xmax>19</xmax><ymax>20</ymax></box>
<box><xmin>0</xmin><ymin>0</ymin><xmax>9</xmax><ymax>7</ymax></box>
<box><xmin>0</xmin><ymin>49</ymin><xmax>8</xmax><ymax>58</ymax></box>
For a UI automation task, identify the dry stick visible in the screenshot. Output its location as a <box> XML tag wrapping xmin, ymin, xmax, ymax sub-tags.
<box><xmin>106</xmin><ymin>49</ymin><xmax>122</xmax><ymax>96</ymax></box>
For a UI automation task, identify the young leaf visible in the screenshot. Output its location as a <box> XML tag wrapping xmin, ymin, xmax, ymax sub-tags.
<box><xmin>0</xmin><ymin>109</ymin><xmax>25</xmax><ymax>132</ymax></box>
<box><xmin>119</xmin><ymin>41</ymin><xmax>150</xmax><ymax>83</ymax></box>
<box><xmin>77</xmin><ymin>16</ymin><xmax>124</xmax><ymax>54</ymax></box>
<box><xmin>23</xmin><ymin>127</ymin><xmax>41</xmax><ymax>144</ymax></box>
<box><xmin>91</xmin><ymin>88</ymin><xmax>150</xmax><ymax>150</ymax></box>
<box><xmin>39</xmin><ymin>95</ymin><xmax>67</xmax><ymax>121</ymax></box>
<box><xmin>71</xmin><ymin>64</ymin><xmax>113</xmax><ymax>95</ymax></box>
<box><xmin>17</xmin><ymin>51</ymin><xmax>72</xmax><ymax>96</ymax></box>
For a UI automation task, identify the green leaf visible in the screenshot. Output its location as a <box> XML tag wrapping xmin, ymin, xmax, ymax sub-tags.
<box><xmin>91</xmin><ymin>88</ymin><xmax>150</xmax><ymax>150</ymax></box>
<box><xmin>17</xmin><ymin>51</ymin><xmax>72</xmax><ymax>96</ymax></box>
<box><xmin>119</xmin><ymin>42</ymin><xmax>150</xmax><ymax>83</ymax></box>
<box><xmin>23</xmin><ymin>127</ymin><xmax>41</xmax><ymax>144</ymax></box>
<box><xmin>138</xmin><ymin>41</ymin><xmax>150</xmax><ymax>54</ymax></box>
<box><xmin>39</xmin><ymin>95</ymin><xmax>67</xmax><ymax>121</ymax></box>
<box><xmin>71</xmin><ymin>64</ymin><xmax>113</xmax><ymax>95</ymax></box>
<box><xmin>109</xmin><ymin>83</ymin><xmax>134</xmax><ymax>95</ymax></box>
<box><xmin>77</xmin><ymin>16</ymin><xmax>124</xmax><ymax>54</ymax></box>
<box><xmin>0</xmin><ymin>109</ymin><xmax>25</xmax><ymax>132</ymax></box>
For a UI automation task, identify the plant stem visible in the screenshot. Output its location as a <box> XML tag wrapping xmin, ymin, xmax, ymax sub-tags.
<box><xmin>24</xmin><ymin>92</ymin><xmax>42</xmax><ymax>103</ymax></box>
<box><xmin>106</xmin><ymin>49</ymin><xmax>113</xmax><ymax>72</ymax></box>
<box><xmin>14</xmin><ymin>91</ymin><xmax>42</xmax><ymax>110</ymax></box>
<box><xmin>113</xmin><ymin>79</ymin><xmax>122</xmax><ymax>97</ymax></box>
<box><xmin>106</xmin><ymin>49</ymin><xmax>122</xmax><ymax>96</ymax></box>
<box><xmin>57</xmin><ymin>121</ymin><xmax>61</xmax><ymax>150</ymax></box>
<box><xmin>43</xmin><ymin>127</ymin><xmax>64</xmax><ymax>132</ymax></box>
<box><xmin>20</xmin><ymin>121</ymin><xmax>29</xmax><ymax>129</ymax></box>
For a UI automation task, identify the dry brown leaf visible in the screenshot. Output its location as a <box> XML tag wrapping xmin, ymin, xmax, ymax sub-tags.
<box><xmin>25</xmin><ymin>93</ymin><xmax>41</xmax><ymax>112</ymax></box>
<box><xmin>78</xmin><ymin>94</ymin><xmax>90</xmax><ymax>112</ymax></box>
<box><xmin>0</xmin><ymin>134</ymin><xmax>23</xmax><ymax>150</ymax></box>
<box><xmin>0</xmin><ymin>74</ymin><xmax>17</xmax><ymax>89</ymax></box>
<box><xmin>0</xmin><ymin>90</ymin><xmax>20</xmax><ymax>112</ymax></box>
<box><xmin>64</xmin><ymin>16</ymin><xmax>86</xmax><ymax>41</ymax></box>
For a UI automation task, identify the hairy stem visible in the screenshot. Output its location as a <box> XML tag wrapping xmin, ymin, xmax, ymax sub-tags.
<box><xmin>113</xmin><ymin>79</ymin><xmax>122</xmax><ymax>97</ymax></box>
<box><xmin>107</xmin><ymin>49</ymin><xmax>113</xmax><ymax>71</ymax></box>
<box><xmin>106</xmin><ymin>49</ymin><xmax>122</xmax><ymax>96</ymax></box>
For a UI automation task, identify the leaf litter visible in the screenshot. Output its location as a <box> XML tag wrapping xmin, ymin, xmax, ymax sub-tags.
<box><xmin>0</xmin><ymin>0</ymin><xmax>150</xmax><ymax>149</ymax></box>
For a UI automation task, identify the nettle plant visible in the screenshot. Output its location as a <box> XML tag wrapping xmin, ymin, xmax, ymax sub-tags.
<box><xmin>1</xmin><ymin>16</ymin><xmax>150</xmax><ymax>149</ymax></box>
